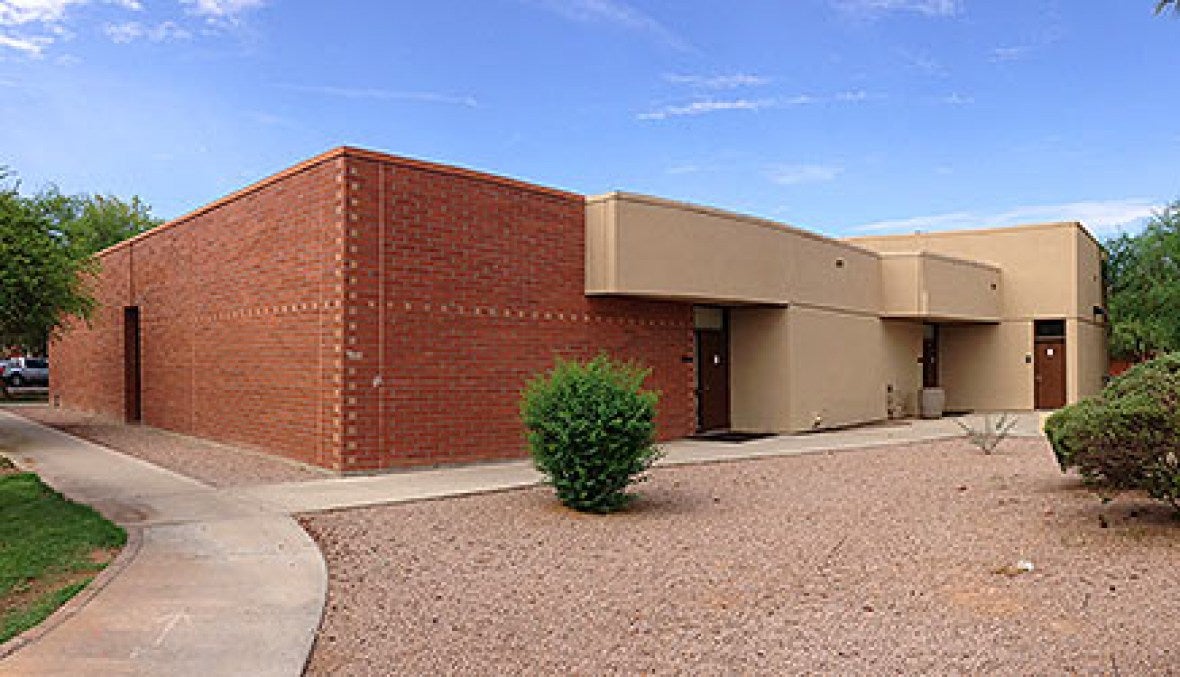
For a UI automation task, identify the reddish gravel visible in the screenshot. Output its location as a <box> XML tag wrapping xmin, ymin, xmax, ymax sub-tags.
<box><xmin>301</xmin><ymin>438</ymin><xmax>1180</xmax><ymax>675</ymax></box>
<box><xmin>7</xmin><ymin>405</ymin><xmax>328</xmax><ymax>487</ymax></box>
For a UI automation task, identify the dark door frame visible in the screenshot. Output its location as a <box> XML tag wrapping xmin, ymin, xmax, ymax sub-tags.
<box><xmin>694</xmin><ymin>308</ymin><xmax>731</xmax><ymax>432</ymax></box>
<box><xmin>123</xmin><ymin>306</ymin><xmax>142</xmax><ymax>423</ymax></box>
<box><xmin>1034</xmin><ymin>336</ymin><xmax>1067</xmax><ymax>410</ymax></box>
<box><xmin>1033</xmin><ymin>319</ymin><xmax>1067</xmax><ymax>410</ymax></box>
<box><xmin>922</xmin><ymin>323</ymin><xmax>940</xmax><ymax>388</ymax></box>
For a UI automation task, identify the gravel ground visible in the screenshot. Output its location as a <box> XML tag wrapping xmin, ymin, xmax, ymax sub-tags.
<box><xmin>7</xmin><ymin>406</ymin><xmax>328</xmax><ymax>488</ymax></box>
<box><xmin>302</xmin><ymin>438</ymin><xmax>1180</xmax><ymax>675</ymax></box>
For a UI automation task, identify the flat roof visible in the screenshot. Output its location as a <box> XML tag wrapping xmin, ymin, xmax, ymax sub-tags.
<box><xmin>846</xmin><ymin>220</ymin><xmax>1103</xmax><ymax>251</ymax></box>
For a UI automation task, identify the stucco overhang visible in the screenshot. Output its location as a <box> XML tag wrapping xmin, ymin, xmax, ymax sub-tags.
<box><xmin>585</xmin><ymin>192</ymin><xmax>1002</xmax><ymax>321</ymax></box>
<box><xmin>877</xmin><ymin>251</ymin><xmax>1002</xmax><ymax>322</ymax></box>
<box><xmin>585</xmin><ymin>192</ymin><xmax>879</xmax><ymax>314</ymax></box>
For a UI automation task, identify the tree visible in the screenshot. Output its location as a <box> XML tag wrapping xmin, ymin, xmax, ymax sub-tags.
<box><xmin>34</xmin><ymin>187</ymin><xmax>160</xmax><ymax>257</ymax></box>
<box><xmin>0</xmin><ymin>171</ymin><xmax>96</xmax><ymax>351</ymax></box>
<box><xmin>1158</xmin><ymin>1</ymin><xmax>1179</xmax><ymax>14</ymax></box>
<box><xmin>1105</xmin><ymin>201</ymin><xmax>1180</xmax><ymax>360</ymax></box>
<box><xmin>0</xmin><ymin>169</ymin><xmax>161</xmax><ymax>352</ymax></box>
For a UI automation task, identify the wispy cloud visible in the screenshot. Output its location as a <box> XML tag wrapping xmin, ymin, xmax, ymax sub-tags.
<box><xmin>277</xmin><ymin>83</ymin><xmax>480</xmax><ymax>108</ymax></box>
<box><xmin>850</xmin><ymin>198</ymin><xmax>1164</xmax><ymax>236</ymax></box>
<box><xmin>637</xmin><ymin>90</ymin><xmax>872</xmax><ymax>121</ymax></box>
<box><xmin>104</xmin><ymin>20</ymin><xmax>191</xmax><ymax>43</ymax></box>
<box><xmin>0</xmin><ymin>0</ymin><xmax>230</xmax><ymax>54</ymax></box>
<box><xmin>832</xmin><ymin>0</ymin><xmax>962</xmax><ymax>18</ymax></box>
<box><xmin>0</xmin><ymin>0</ymin><xmax>89</xmax><ymax>26</ymax></box>
<box><xmin>990</xmin><ymin>45</ymin><xmax>1029</xmax><ymax>62</ymax></box>
<box><xmin>638</xmin><ymin>98</ymin><xmax>776</xmax><ymax>120</ymax></box>
<box><xmin>836</xmin><ymin>89</ymin><xmax>870</xmax><ymax>102</ymax></box>
<box><xmin>524</xmin><ymin>0</ymin><xmax>688</xmax><ymax>50</ymax></box>
<box><xmin>767</xmin><ymin>164</ymin><xmax>844</xmax><ymax>185</ymax></box>
<box><xmin>0</xmin><ymin>0</ymin><xmax>89</xmax><ymax>54</ymax></box>
<box><xmin>663</xmin><ymin>73</ymin><xmax>771</xmax><ymax>89</ymax></box>
<box><xmin>181</xmin><ymin>0</ymin><xmax>267</xmax><ymax>22</ymax></box>
<box><xmin>0</xmin><ymin>32</ymin><xmax>50</xmax><ymax>54</ymax></box>
<box><xmin>940</xmin><ymin>92</ymin><xmax>974</xmax><ymax>105</ymax></box>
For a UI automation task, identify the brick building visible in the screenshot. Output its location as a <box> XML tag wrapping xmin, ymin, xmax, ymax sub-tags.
<box><xmin>51</xmin><ymin>148</ymin><xmax>695</xmax><ymax>471</ymax></box>
<box><xmin>51</xmin><ymin>146</ymin><xmax>1107</xmax><ymax>472</ymax></box>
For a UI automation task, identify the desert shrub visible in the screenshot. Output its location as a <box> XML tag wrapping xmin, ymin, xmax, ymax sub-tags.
<box><xmin>521</xmin><ymin>355</ymin><xmax>662</xmax><ymax>513</ymax></box>
<box><xmin>1045</xmin><ymin>353</ymin><xmax>1180</xmax><ymax>512</ymax></box>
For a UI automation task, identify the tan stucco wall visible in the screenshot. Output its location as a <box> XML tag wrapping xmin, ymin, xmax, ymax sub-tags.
<box><xmin>1075</xmin><ymin>228</ymin><xmax>1106</xmax><ymax>320</ymax></box>
<box><xmin>878</xmin><ymin>252</ymin><xmax>1001</xmax><ymax>321</ymax></box>
<box><xmin>852</xmin><ymin>223</ymin><xmax>1108</xmax><ymax>408</ymax></box>
<box><xmin>850</xmin><ymin>224</ymin><xmax>1083</xmax><ymax>320</ymax></box>
<box><xmin>729</xmin><ymin>308</ymin><xmax>791</xmax><ymax>432</ymax></box>
<box><xmin>730</xmin><ymin>311</ymin><xmax>923</xmax><ymax>432</ymax></box>
<box><xmin>881</xmin><ymin>320</ymin><xmax>924</xmax><ymax>418</ymax></box>
<box><xmin>589</xmin><ymin>198</ymin><xmax>1105</xmax><ymax>431</ymax></box>
<box><xmin>921</xmin><ymin>255</ymin><xmax>1002</xmax><ymax>321</ymax></box>
<box><xmin>879</xmin><ymin>255</ymin><xmax>921</xmax><ymax>317</ymax></box>
<box><xmin>1070</xmin><ymin>318</ymin><xmax>1108</xmax><ymax>402</ymax></box>
<box><xmin>940</xmin><ymin>321</ymin><xmax>1035</xmax><ymax>411</ymax></box>
<box><xmin>785</xmin><ymin>306</ymin><xmax>886</xmax><ymax>431</ymax></box>
<box><xmin>587</xmin><ymin>193</ymin><xmax>879</xmax><ymax>312</ymax></box>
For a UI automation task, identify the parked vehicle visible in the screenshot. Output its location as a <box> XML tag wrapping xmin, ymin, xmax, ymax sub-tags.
<box><xmin>4</xmin><ymin>357</ymin><xmax>49</xmax><ymax>387</ymax></box>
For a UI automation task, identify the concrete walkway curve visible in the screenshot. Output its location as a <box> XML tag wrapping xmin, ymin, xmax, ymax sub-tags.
<box><xmin>0</xmin><ymin>410</ymin><xmax>326</xmax><ymax>677</ymax></box>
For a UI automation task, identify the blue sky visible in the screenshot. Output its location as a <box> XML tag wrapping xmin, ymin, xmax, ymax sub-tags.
<box><xmin>0</xmin><ymin>0</ymin><xmax>1176</xmax><ymax>238</ymax></box>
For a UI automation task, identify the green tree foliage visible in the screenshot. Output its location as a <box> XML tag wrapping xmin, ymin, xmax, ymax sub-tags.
<box><xmin>1104</xmin><ymin>201</ymin><xmax>1180</xmax><ymax>360</ymax></box>
<box><xmin>521</xmin><ymin>355</ymin><xmax>662</xmax><ymax>513</ymax></box>
<box><xmin>36</xmin><ymin>187</ymin><xmax>160</xmax><ymax>257</ymax></box>
<box><xmin>1158</xmin><ymin>1</ymin><xmax>1178</xmax><ymax>14</ymax></box>
<box><xmin>0</xmin><ymin>168</ymin><xmax>161</xmax><ymax>350</ymax></box>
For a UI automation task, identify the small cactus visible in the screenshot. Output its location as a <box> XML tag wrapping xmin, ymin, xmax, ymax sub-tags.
<box><xmin>954</xmin><ymin>413</ymin><xmax>1018</xmax><ymax>454</ymax></box>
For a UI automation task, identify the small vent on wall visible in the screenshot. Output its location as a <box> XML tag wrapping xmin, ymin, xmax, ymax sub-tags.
<box><xmin>835</xmin><ymin>258</ymin><xmax>845</xmax><ymax>269</ymax></box>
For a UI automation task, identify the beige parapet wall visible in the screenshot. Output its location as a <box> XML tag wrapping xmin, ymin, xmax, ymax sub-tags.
<box><xmin>878</xmin><ymin>252</ymin><xmax>1001</xmax><ymax>322</ymax></box>
<box><xmin>850</xmin><ymin>223</ymin><xmax>1108</xmax><ymax>414</ymax></box>
<box><xmin>586</xmin><ymin>194</ymin><xmax>1108</xmax><ymax>433</ymax></box>
<box><xmin>848</xmin><ymin>223</ymin><xmax>1102</xmax><ymax>322</ymax></box>
<box><xmin>586</xmin><ymin>192</ymin><xmax>879</xmax><ymax>312</ymax></box>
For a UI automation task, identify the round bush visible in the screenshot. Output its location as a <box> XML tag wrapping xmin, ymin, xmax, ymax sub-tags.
<box><xmin>1045</xmin><ymin>353</ymin><xmax>1180</xmax><ymax>512</ymax></box>
<box><xmin>520</xmin><ymin>355</ymin><xmax>662</xmax><ymax>513</ymax></box>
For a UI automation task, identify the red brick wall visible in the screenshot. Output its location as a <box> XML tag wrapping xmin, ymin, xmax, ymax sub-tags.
<box><xmin>51</xmin><ymin>155</ymin><xmax>347</xmax><ymax>469</ymax></box>
<box><xmin>52</xmin><ymin>147</ymin><xmax>697</xmax><ymax>472</ymax></box>
<box><xmin>339</xmin><ymin>152</ymin><xmax>696</xmax><ymax>470</ymax></box>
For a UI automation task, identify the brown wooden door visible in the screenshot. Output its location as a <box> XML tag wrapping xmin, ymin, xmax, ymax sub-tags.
<box><xmin>1034</xmin><ymin>339</ymin><xmax>1066</xmax><ymax>410</ymax></box>
<box><xmin>696</xmin><ymin>329</ymin><xmax>730</xmax><ymax>431</ymax></box>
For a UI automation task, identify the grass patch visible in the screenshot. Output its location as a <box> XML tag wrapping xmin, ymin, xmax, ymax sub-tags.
<box><xmin>0</xmin><ymin>467</ymin><xmax>125</xmax><ymax>644</ymax></box>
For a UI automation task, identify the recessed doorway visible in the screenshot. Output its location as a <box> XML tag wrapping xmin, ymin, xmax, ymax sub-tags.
<box><xmin>124</xmin><ymin>306</ymin><xmax>142</xmax><ymax>423</ymax></box>
<box><xmin>1034</xmin><ymin>319</ymin><xmax>1066</xmax><ymax>410</ymax></box>
<box><xmin>694</xmin><ymin>307</ymin><xmax>730</xmax><ymax>432</ymax></box>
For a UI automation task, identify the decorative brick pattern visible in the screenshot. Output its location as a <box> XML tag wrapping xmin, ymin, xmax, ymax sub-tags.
<box><xmin>52</xmin><ymin>156</ymin><xmax>347</xmax><ymax>469</ymax></box>
<box><xmin>51</xmin><ymin>148</ymin><xmax>696</xmax><ymax>471</ymax></box>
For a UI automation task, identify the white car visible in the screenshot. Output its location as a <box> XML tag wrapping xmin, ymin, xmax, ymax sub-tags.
<box><xmin>3</xmin><ymin>357</ymin><xmax>49</xmax><ymax>387</ymax></box>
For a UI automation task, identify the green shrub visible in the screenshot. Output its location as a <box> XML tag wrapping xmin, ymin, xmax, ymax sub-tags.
<box><xmin>521</xmin><ymin>355</ymin><xmax>662</xmax><ymax>513</ymax></box>
<box><xmin>1045</xmin><ymin>353</ymin><xmax>1180</xmax><ymax>512</ymax></box>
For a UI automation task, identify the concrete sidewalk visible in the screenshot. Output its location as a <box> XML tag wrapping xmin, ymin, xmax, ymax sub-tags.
<box><xmin>0</xmin><ymin>410</ymin><xmax>325</xmax><ymax>676</ymax></box>
<box><xmin>232</xmin><ymin>411</ymin><xmax>1048</xmax><ymax>514</ymax></box>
